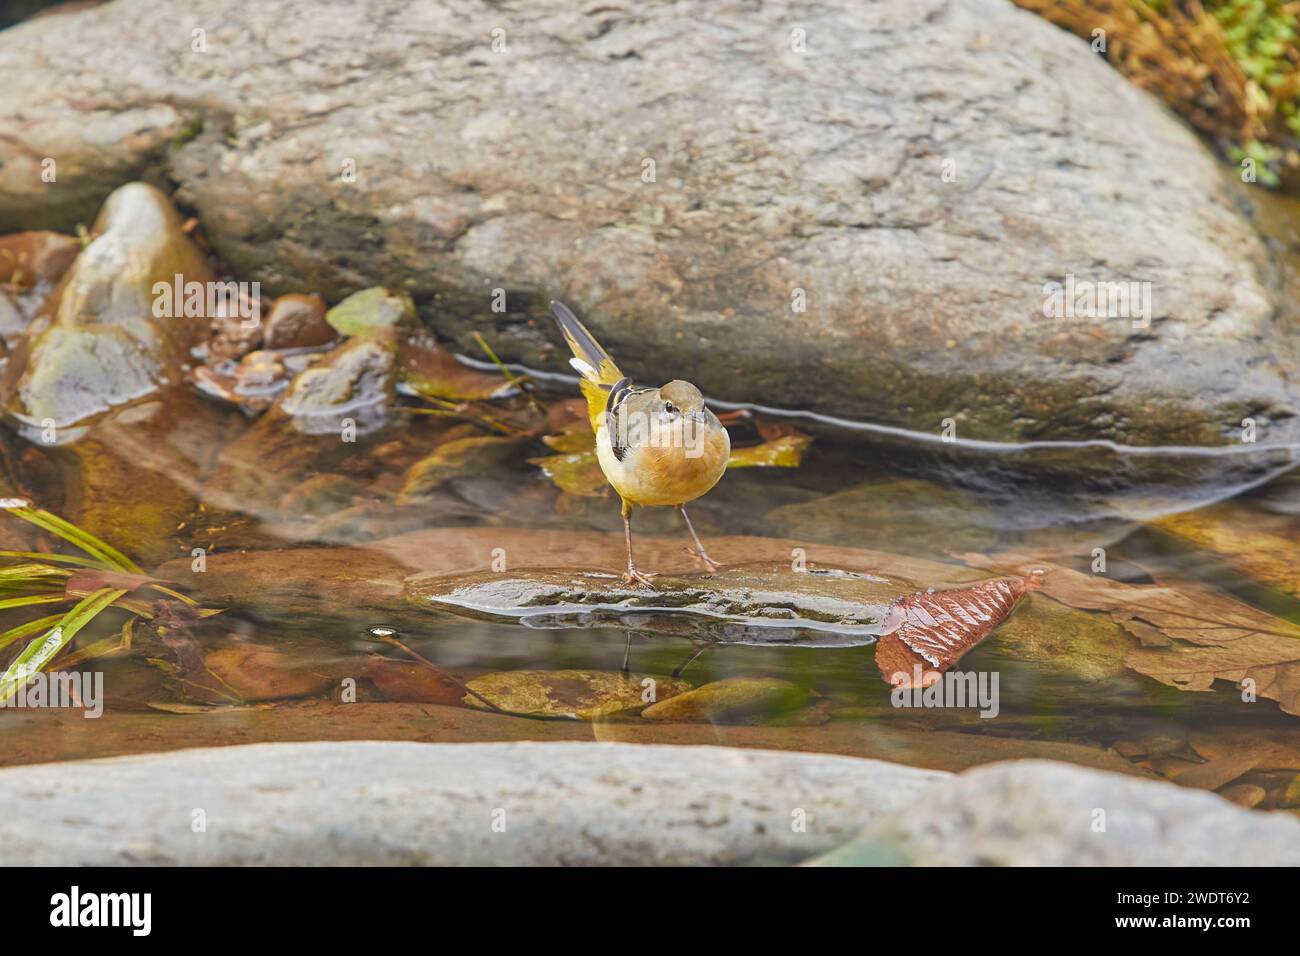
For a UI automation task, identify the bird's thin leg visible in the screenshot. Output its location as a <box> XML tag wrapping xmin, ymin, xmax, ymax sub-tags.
<box><xmin>672</xmin><ymin>642</ymin><xmax>710</xmax><ymax>679</ymax></box>
<box><xmin>679</xmin><ymin>504</ymin><xmax>724</xmax><ymax>572</ymax></box>
<box><xmin>621</xmin><ymin>500</ymin><xmax>656</xmax><ymax>588</ymax></box>
<box><xmin>621</xmin><ymin>630</ymin><xmax>632</xmax><ymax>674</ymax></box>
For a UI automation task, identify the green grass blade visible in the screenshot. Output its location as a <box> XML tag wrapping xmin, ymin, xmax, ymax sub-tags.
<box><xmin>0</xmin><ymin>587</ymin><xmax>126</xmax><ymax>704</ymax></box>
<box><xmin>0</xmin><ymin>550</ymin><xmax>110</xmax><ymax>569</ymax></box>
<box><xmin>0</xmin><ymin>593</ymin><xmax>67</xmax><ymax>611</ymax></box>
<box><xmin>0</xmin><ymin>614</ymin><xmax>65</xmax><ymax>653</ymax></box>
<box><xmin>0</xmin><ymin>564</ymin><xmax>73</xmax><ymax>588</ymax></box>
<box><xmin>147</xmin><ymin>583</ymin><xmax>199</xmax><ymax>606</ymax></box>
<box><xmin>0</xmin><ymin>504</ymin><xmax>140</xmax><ymax>573</ymax></box>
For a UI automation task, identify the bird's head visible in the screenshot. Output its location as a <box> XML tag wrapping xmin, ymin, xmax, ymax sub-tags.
<box><xmin>658</xmin><ymin>380</ymin><xmax>708</xmax><ymax>423</ymax></box>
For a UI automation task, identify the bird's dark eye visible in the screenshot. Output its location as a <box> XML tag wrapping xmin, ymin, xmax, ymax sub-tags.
<box><xmin>664</xmin><ymin>401</ymin><xmax>675</xmax><ymax>414</ymax></box>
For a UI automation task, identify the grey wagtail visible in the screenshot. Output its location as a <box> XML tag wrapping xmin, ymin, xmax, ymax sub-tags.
<box><xmin>550</xmin><ymin>301</ymin><xmax>730</xmax><ymax>587</ymax></box>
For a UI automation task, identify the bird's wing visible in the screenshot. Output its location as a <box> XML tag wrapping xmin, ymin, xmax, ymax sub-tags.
<box><xmin>550</xmin><ymin>301</ymin><xmax>626</xmax><ymax>432</ymax></box>
<box><xmin>604</xmin><ymin>377</ymin><xmax>660</xmax><ymax>461</ymax></box>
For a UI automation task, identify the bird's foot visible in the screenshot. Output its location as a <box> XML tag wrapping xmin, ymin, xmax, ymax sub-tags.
<box><xmin>621</xmin><ymin>566</ymin><xmax>658</xmax><ymax>588</ymax></box>
<box><xmin>686</xmin><ymin>548</ymin><xmax>725</xmax><ymax>573</ymax></box>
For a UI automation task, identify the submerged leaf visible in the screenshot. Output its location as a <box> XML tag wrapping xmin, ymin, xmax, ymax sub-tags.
<box><xmin>641</xmin><ymin>677</ymin><xmax>811</xmax><ymax>723</ymax></box>
<box><xmin>727</xmin><ymin>432</ymin><xmax>812</xmax><ymax>468</ymax></box>
<box><xmin>528</xmin><ymin>449</ymin><xmax>609</xmax><ymax>497</ymax></box>
<box><xmin>202</xmin><ymin>645</ymin><xmax>336</xmax><ymax>702</ymax></box>
<box><xmin>463</xmin><ymin>669</ymin><xmax>690</xmax><ymax>720</ymax></box>
<box><xmin>964</xmin><ymin>554</ymin><xmax>1300</xmax><ymax>717</ymax></box>
<box><xmin>362</xmin><ymin>656</ymin><xmax>463</xmax><ymax>704</ymax></box>
<box><xmin>399</xmin><ymin>331</ymin><xmax>517</xmax><ymax>402</ymax></box>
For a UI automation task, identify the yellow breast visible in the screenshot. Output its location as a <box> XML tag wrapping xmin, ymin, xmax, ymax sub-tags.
<box><xmin>595</xmin><ymin>420</ymin><xmax>729</xmax><ymax>507</ymax></box>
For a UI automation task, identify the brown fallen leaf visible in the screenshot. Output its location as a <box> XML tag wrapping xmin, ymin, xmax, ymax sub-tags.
<box><xmin>1166</xmin><ymin>748</ymin><xmax>1274</xmax><ymax>791</ymax></box>
<box><xmin>399</xmin><ymin>331</ymin><xmax>517</xmax><ymax>402</ymax></box>
<box><xmin>963</xmin><ymin>553</ymin><xmax>1300</xmax><ymax>717</ymax></box>
<box><xmin>874</xmin><ymin>572</ymin><xmax>1043</xmax><ymax>687</ymax></box>
<box><xmin>1218</xmin><ymin>783</ymin><xmax>1267</xmax><ymax>808</ymax></box>
<box><xmin>1189</xmin><ymin>728</ymin><xmax>1300</xmax><ymax>770</ymax></box>
<box><xmin>203</xmin><ymin>645</ymin><xmax>336</xmax><ymax>702</ymax></box>
<box><xmin>362</xmin><ymin>656</ymin><xmax>463</xmax><ymax>705</ymax></box>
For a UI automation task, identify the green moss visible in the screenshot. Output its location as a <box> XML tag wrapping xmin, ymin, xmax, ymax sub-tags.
<box><xmin>170</xmin><ymin>115</ymin><xmax>204</xmax><ymax>151</ymax></box>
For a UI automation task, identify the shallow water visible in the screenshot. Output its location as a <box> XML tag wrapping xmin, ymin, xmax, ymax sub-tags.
<box><xmin>0</xmin><ymin>375</ymin><xmax>1295</xmax><ymax>810</ymax></box>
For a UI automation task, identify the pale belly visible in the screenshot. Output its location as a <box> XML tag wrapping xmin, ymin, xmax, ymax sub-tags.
<box><xmin>595</xmin><ymin>421</ymin><xmax>729</xmax><ymax>507</ymax></box>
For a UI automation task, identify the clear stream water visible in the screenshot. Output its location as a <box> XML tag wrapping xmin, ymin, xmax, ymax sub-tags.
<box><xmin>0</xmin><ymin>372</ymin><xmax>1294</xmax><ymax>811</ymax></box>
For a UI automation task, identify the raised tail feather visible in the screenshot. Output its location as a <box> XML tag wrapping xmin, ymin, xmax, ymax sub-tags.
<box><xmin>550</xmin><ymin>300</ymin><xmax>624</xmax><ymax>430</ymax></box>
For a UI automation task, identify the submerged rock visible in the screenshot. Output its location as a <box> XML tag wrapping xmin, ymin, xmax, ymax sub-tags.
<box><xmin>276</xmin><ymin>331</ymin><xmax>397</xmax><ymax>436</ymax></box>
<box><xmin>641</xmin><ymin>677</ymin><xmax>812</xmax><ymax>723</ymax></box>
<box><xmin>263</xmin><ymin>293</ymin><xmax>333</xmax><ymax>350</ymax></box>
<box><xmin>463</xmin><ymin>669</ymin><xmax>691</xmax><ymax>720</ymax></box>
<box><xmin>202</xmin><ymin>330</ymin><xmax>400</xmax><ymax>509</ymax></box>
<box><xmin>0</xmin><ymin>183</ymin><xmax>212</xmax><ymax>439</ymax></box>
<box><xmin>1</xmin><ymin>0</ymin><xmax>1294</xmax><ymax>444</ymax></box>
<box><xmin>150</xmin><ymin>527</ymin><xmax>1266</xmax><ymax>721</ymax></box>
<box><xmin>191</xmin><ymin>349</ymin><xmax>290</xmax><ymax>415</ymax></box>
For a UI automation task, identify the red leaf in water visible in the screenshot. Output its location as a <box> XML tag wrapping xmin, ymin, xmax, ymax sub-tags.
<box><xmin>875</xmin><ymin>570</ymin><xmax>1044</xmax><ymax>688</ymax></box>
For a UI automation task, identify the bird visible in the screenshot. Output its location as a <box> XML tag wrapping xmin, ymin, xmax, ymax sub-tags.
<box><xmin>550</xmin><ymin>300</ymin><xmax>730</xmax><ymax>587</ymax></box>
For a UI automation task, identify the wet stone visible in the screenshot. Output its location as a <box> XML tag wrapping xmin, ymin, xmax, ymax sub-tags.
<box><xmin>324</xmin><ymin>286</ymin><xmax>416</xmax><ymax>339</ymax></box>
<box><xmin>408</xmin><ymin>563</ymin><xmax>902</xmax><ymax>646</ymax></box>
<box><xmin>263</xmin><ymin>293</ymin><xmax>334</xmax><ymax>350</ymax></box>
<box><xmin>0</xmin><ymin>183</ymin><xmax>213</xmax><ymax>437</ymax></box>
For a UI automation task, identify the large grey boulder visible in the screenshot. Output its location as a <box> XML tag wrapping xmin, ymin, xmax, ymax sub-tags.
<box><xmin>810</xmin><ymin>759</ymin><xmax>1300</xmax><ymax>866</ymax></box>
<box><xmin>0</xmin><ymin>741</ymin><xmax>944</xmax><ymax>865</ymax></box>
<box><xmin>0</xmin><ymin>0</ymin><xmax>1295</xmax><ymax>445</ymax></box>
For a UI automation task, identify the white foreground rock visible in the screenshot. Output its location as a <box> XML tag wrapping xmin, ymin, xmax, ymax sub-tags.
<box><xmin>0</xmin><ymin>741</ymin><xmax>943</xmax><ymax>865</ymax></box>
<box><xmin>2</xmin><ymin>742</ymin><xmax>1299</xmax><ymax>865</ymax></box>
<box><xmin>808</xmin><ymin>759</ymin><xmax>1300</xmax><ymax>866</ymax></box>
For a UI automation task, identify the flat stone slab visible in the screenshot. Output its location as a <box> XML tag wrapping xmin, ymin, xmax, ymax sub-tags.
<box><xmin>409</xmin><ymin>564</ymin><xmax>903</xmax><ymax>646</ymax></box>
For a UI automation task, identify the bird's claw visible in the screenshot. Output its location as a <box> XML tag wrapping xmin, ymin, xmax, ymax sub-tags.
<box><xmin>621</xmin><ymin>567</ymin><xmax>658</xmax><ymax>588</ymax></box>
<box><xmin>685</xmin><ymin>547</ymin><xmax>725</xmax><ymax>573</ymax></box>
